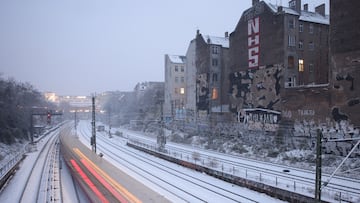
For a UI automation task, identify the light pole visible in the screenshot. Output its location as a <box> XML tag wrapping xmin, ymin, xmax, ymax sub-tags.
<box><xmin>157</xmin><ymin>100</ymin><xmax>166</xmax><ymax>152</ymax></box>
<box><xmin>91</xmin><ymin>95</ymin><xmax>96</xmax><ymax>153</ymax></box>
<box><xmin>315</xmin><ymin>129</ymin><xmax>322</xmax><ymax>202</ymax></box>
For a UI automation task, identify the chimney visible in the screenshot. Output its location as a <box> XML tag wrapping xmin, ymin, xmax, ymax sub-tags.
<box><xmin>277</xmin><ymin>6</ymin><xmax>283</xmax><ymax>13</ymax></box>
<box><xmin>252</xmin><ymin>0</ymin><xmax>259</xmax><ymax>6</ymax></box>
<box><xmin>303</xmin><ymin>3</ymin><xmax>308</xmax><ymax>11</ymax></box>
<box><xmin>225</xmin><ymin>31</ymin><xmax>229</xmax><ymax>38</ymax></box>
<box><xmin>196</xmin><ymin>29</ymin><xmax>200</xmax><ymax>36</ymax></box>
<box><xmin>289</xmin><ymin>0</ymin><xmax>301</xmax><ymax>13</ymax></box>
<box><xmin>315</xmin><ymin>3</ymin><xmax>326</xmax><ymax>16</ymax></box>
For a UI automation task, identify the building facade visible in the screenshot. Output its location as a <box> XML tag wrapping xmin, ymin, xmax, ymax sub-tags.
<box><xmin>164</xmin><ymin>54</ymin><xmax>186</xmax><ymax>120</ymax></box>
<box><xmin>185</xmin><ymin>39</ymin><xmax>197</xmax><ymax>121</ymax></box>
<box><xmin>228</xmin><ymin>0</ymin><xmax>330</xmax><ymax>129</ymax></box>
<box><xmin>194</xmin><ymin>30</ymin><xmax>230</xmax><ymax>121</ymax></box>
<box><xmin>329</xmin><ymin>0</ymin><xmax>360</xmax><ymax>126</ymax></box>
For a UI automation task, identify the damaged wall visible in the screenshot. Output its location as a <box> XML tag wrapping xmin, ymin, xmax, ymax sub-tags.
<box><xmin>329</xmin><ymin>0</ymin><xmax>360</xmax><ymax>126</ymax></box>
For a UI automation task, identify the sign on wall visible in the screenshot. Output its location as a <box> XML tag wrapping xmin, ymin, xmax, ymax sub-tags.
<box><xmin>248</xmin><ymin>17</ymin><xmax>260</xmax><ymax>69</ymax></box>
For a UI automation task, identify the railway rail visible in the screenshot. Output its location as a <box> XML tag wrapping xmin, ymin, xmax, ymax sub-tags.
<box><xmin>18</xmin><ymin>129</ymin><xmax>63</xmax><ymax>202</ymax></box>
<box><xmin>125</xmin><ymin>131</ymin><xmax>360</xmax><ymax>203</ymax></box>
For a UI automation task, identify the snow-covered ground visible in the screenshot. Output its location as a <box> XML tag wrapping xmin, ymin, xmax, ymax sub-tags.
<box><xmin>0</xmin><ymin>125</ymin><xmax>82</xmax><ymax>203</ymax></box>
<box><xmin>93</xmin><ymin>121</ymin><xmax>360</xmax><ymax>203</ymax></box>
<box><xmin>76</xmin><ymin>120</ymin><xmax>286</xmax><ymax>202</ymax></box>
<box><xmin>1</xmin><ymin>120</ymin><xmax>359</xmax><ymax>202</ymax></box>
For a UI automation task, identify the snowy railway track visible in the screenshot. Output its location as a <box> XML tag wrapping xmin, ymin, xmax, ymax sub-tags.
<box><xmin>79</xmin><ymin>126</ymin><xmax>261</xmax><ymax>203</ymax></box>
<box><xmin>127</xmin><ymin>132</ymin><xmax>360</xmax><ymax>202</ymax></box>
<box><xmin>168</xmin><ymin>142</ymin><xmax>360</xmax><ymax>195</ymax></box>
<box><xmin>19</xmin><ymin>131</ymin><xmax>63</xmax><ymax>203</ymax></box>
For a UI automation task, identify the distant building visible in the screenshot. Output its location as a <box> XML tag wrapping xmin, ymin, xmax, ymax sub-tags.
<box><xmin>44</xmin><ymin>92</ymin><xmax>58</xmax><ymax>103</ymax></box>
<box><xmin>164</xmin><ymin>54</ymin><xmax>186</xmax><ymax>120</ymax></box>
<box><xmin>185</xmin><ymin>37</ymin><xmax>197</xmax><ymax>120</ymax></box>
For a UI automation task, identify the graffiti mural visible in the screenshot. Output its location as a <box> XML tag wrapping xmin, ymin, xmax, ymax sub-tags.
<box><xmin>229</xmin><ymin>64</ymin><xmax>283</xmax><ymax>114</ymax></box>
<box><xmin>335</xmin><ymin>73</ymin><xmax>355</xmax><ymax>91</ymax></box>
<box><xmin>196</xmin><ymin>73</ymin><xmax>209</xmax><ymax>111</ymax></box>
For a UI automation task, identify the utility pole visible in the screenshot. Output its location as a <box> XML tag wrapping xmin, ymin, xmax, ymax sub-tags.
<box><xmin>74</xmin><ymin>109</ymin><xmax>77</xmax><ymax>136</ymax></box>
<box><xmin>91</xmin><ymin>96</ymin><xmax>96</xmax><ymax>153</ymax></box>
<box><xmin>108</xmin><ymin>107</ymin><xmax>112</xmax><ymax>138</ymax></box>
<box><xmin>157</xmin><ymin>100</ymin><xmax>166</xmax><ymax>151</ymax></box>
<box><xmin>315</xmin><ymin>129</ymin><xmax>322</xmax><ymax>202</ymax></box>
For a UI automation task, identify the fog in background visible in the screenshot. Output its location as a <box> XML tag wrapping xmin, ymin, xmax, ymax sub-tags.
<box><xmin>0</xmin><ymin>0</ymin><xmax>328</xmax><ymax>95</ymax></box>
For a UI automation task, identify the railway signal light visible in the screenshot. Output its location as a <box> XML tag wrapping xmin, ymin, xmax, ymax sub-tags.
<box><xmin>47</xmin><ymin>111</ymin><xmax>51</xmax><ymax>124</ymax></box>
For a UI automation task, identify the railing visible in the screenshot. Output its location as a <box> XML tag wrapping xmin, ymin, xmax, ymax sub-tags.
<box><xmin>0</xmin><ymin>148</ymin><xmax>26</xmax><ymax>182</ymax></box>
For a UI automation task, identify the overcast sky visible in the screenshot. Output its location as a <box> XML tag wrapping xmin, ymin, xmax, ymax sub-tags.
<box><xmin>0</xmin><ymin>0</ymin><xmax>328</xmax><ymax>96</ymax></box>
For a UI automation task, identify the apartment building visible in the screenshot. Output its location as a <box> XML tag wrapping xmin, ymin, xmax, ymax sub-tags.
<box><xmin>164</xmin><ymin>54</ymin><xmax>186</xmax><ymax>120</ymax></box>
<box><xmin>227</xmin><ymin>0</ymin><xmax>330</xmax><ymax>128</ymax></box>
<box><xmin>230</xmin><ymin>0</ymin><xmax>329</xmax><ymax>86</ymax></box>
<box><xmin>193</xmin><ymin>30</ymin><xmax>230</xmax><ymax>121</ymax></box>
<box><xmin>329</xmin><ymin>0</ymin><xmax>360</xmax><ymax>126</ymax></box>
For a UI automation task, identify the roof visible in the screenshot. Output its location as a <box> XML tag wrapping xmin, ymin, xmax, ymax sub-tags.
<box><xmin>168</xmin><ymin>55</ymin><xmax>185</xmax><ymax>64</ymax></box>
<box><xmin>265</xmin><ymin>2</ymin><xmax>329</xmax><ymax>25</ymax></box>
<box><xmin>202</xmin><ymin>35</ymin><xmax>229</xmax><ymax>48</ymax></box>
<box><xmin>299</xmin><ymin>10</ymin><xmax>329</xmax><ymax>25</ymax></box>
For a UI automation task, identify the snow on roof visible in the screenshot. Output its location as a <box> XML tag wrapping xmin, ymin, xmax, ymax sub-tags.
<box><xmin>299</xmin><ymin>10</ymin><xmax>329</xmax><ymax>25</ymax></box>
<box><xmin>244</xmin><ymin>108</ymin><xmax>281</xmax><ymax>115</ymax></box>
<box><xmin>168</xmin><ymin>55</ymin><xmax>185</xmax><ymax>64</ymax></box>
<box><xmin>202</xmin><ymin>35</ymin><xmax>229</xmax><ymax>48</ymax></box>
<box><xmin>265</xmin><ymin>2</ymin><xmax>329</xmax><ymax>25</ymax></box>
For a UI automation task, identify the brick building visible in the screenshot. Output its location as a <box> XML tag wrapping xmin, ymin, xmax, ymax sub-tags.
<box><xmin>329</xmin><ymin>0</ymin><xmax>360</xmax><ymax>126</ymax></box>
<box><xmin>193</xmin><ymin>30</ymin><xmax>230</xmax><ymax>121</ymax></box>
<box><xmin>227</xmin><ymin>0</ymin><xmax>330</xmax><ymax>129</ymax></box>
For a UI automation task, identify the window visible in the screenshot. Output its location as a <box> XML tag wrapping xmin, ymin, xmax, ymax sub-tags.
<box><xmin>309</xmin><ymin>23</ymin><xmax>314</xmax><ymax>34</ymax></box>
<box><xmin>298</xmin><ymin>59</ymin><xmax>304</xmax><ymax>72</ymax></box>
<box><xmin>288</xmin><ymin>56</ymin><xmax>294</xmax><ymax>68</ymax></box>
<box><xmin>212</xmin><ymin>73</ymin><xmax>218</xmax><ymax>82</ymax></box>
<box><xmin>288</xmin><ymin>18</ymin><xmax>295</xmax><ymax>29</ymax></box>
<box><xmin>181</xmin><ymin>66</ymin><xmax>184</xmax><ymax>72</ymax></box>
<box><xmin>175</xmin><ymin>77</ymin><xmax>179</xmax><ymax>83</ymax></box>
<box><xmin>309</xmin><ymin>63</ymin><xmax>314</xmax><ymax>73</ymax></box>
<box><xmin>289</xmin><ymin>1</ymin><xmax>296</xmax><ymax>8</ymax></box>
<box><xmin>174</xmin><ymin>88</ymin><xmax>178</xmax><ymax>94</ymax></box>
<box><xmin>181</xmin><ymin>77</ymin><xmax>184</xmax><ymax>83</ymax></box>
<box><xmin>288</xmin><ymin>35</ymin><xmax>296</xmax><ymax>47</ymax></box>
<box><xmin>180</xmin><ymin>87</ymin><xmax>185</xmax><ymax>95</ymax></box>
<box><xmin>174</xmin><ymin>66</ymin><xmax>178</xmax><ymax>72</ymax></box>
<box><xmin>212</xmin><ymin>46</ymin><xmax>219</xmax><ymax>54</ymax></box>
<box><xmin>309</xmin><ymin>42</ymin><xmax>314</xmax><ymax>50</ymax></box>
<box><xmin>211</xmin><ymin>88</ymin><xmax>218</xmax><ymax>100</ymax></box>
<box><xmin>212</xmin><ymin>58</ymin><xmax>218</xmax><ymax>66</ymax></box>
<box><xmin>299</xmin><ymin>23</ymin><xmax>303</xmax><ymax>32</ymax></box>
<box><xmin>298</xmin><ymin>40</ymin><xmax>303</xmax><ymax>49</ymax></box>
<box><xmin>286</xmin><ymin>77</ymin><xmax>296</xmax><ymax>88</ymax></box>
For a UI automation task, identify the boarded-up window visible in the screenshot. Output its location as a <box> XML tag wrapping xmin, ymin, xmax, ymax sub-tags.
<box><xmin>288</xmin><ymin>56</ymin><xmax>294</xmax><ymax>68</ymax></box>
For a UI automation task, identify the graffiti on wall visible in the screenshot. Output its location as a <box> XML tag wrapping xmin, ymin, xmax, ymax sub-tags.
<box><xmin>298</xmin><ymin>109</ymin><xmax>315</xmax><ymax>116</ymax></box>
<box><xmin>229</xmin><ymin>64</ymin><xmax>282</xmax><ymax>115</ymax></box>
<box><xmin>332</xmin><ymin>107</ymin><xmax>348</xmax><ymax>122</ymax></box>
<box><xmin>248</xmin><ymin>17</ymin><xmax>260</xmax><ymax>69</ymax></box>
<box><xmin>335</xmin><ymin>73</ymin><xmax>355</xmax><ymax>91</ymax></box>
<box><xmin>333</xmin><ymin>72</ymin><xmax>359</xmax><ymax>123</ymax></box>
<box><xmin>196</xmin><ymin>73</ymin><xmax>209</xmax><ymax>111</ymax></box>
